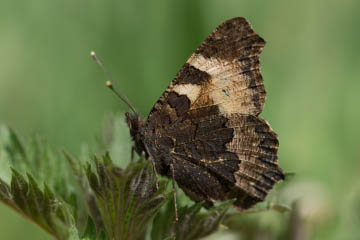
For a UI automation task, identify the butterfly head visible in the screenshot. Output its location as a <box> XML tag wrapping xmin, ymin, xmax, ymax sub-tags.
<box><xmin>125</xmin><ymin>112</ymin><xmax>147</xmax><ymax>157</ymax></box>
<box><xmin>125</xmin><ymin>112</ymin><xmax>142</xmax><ymax>134</ymax></box>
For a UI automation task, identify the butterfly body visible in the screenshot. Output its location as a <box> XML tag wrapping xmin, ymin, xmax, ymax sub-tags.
<box><xmin>126</xmin><ymin>17</ymin><xmax>284</xmax><ymax>210</ymax></box>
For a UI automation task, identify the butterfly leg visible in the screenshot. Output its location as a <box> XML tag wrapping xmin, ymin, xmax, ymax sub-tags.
<box><xmin>149</xmin><ymin>156</ymin><xmax>160</xmax><ymax>190</ymax></box>
<box><xmin>170</xmin><ymin>163</ymin><xmax>179</xmax><ymax>221</ymax></box>
<box><xmin>144</xmin><ymin>145</ymin><xmax>160</xmax><ymax>189</ymax></box>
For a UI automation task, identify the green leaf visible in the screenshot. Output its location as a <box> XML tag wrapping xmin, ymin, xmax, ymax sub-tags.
<box><xmin>0</xmin><ymin>127</ymin><xmax>78</xmax><ymax>239</ymax></box>
<box><xmin>82</xmin><ymin>217</ymin><xmax>98</xmax><ymax>239</ymax></box>
<box><xmin>27</xmin><ymin>173</ymin><xmax>48</xmax><ymax>226</ymax></box>
<box><xmin>0</xmin><ymin>178</ymin><xmax>11</xmax><ymax>204</ymax></box>
<box><xmin>151</xmin><ymin>197</ymin><xmax>177</xmax><ymax>240</ymax></box>
<box><xmin>2</xmin><ymin>169</ymin><xmax>76</xmax><ymax>239</ymax></box>
<box><xmin>86</xmin><ymin>155</ymin><xmax>169</xmax><ymax>240</ymax></box>
<box><xmin>0</xmin><ymin>125</ymin><xmax>27</xmax><ymax>164</ymax></box>
<box><xmin>152</xmin><ymin>199</ymin><xmax>232</xmax><ymax>240</ymax></box>
<box><xmin>176</xmin><ymin>201</ymin><xmax>232</xmax><ymax>240</ymax></box>
<box><xmin>65</xmin><ymin>151</ymin><xmax>104</xmax><ymax>233</ymax></box>
<box><xmin>0</xmin><ymin>125</ymin><xmax>81</xmax><ymax>207</ymax></box>
<box><xmin>68</xmin><ymin>225</ymin><xmax>82</xmax><ymax>240</ymax></box>
<box><xmin>10</xmin><ymin>168</ymin><xmax>29</xmax><ymax>211</ymax></box>
<box><xmin>81</xmin><ymin>217</ymin><xmax>109</xmax><ymax>240</ymax></box>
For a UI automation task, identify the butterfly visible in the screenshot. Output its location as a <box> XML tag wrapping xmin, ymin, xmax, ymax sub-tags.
<box><xmin>94</xmin><ymin>17</ymin><xmax>284</xmax><ymax>213</ymax></box>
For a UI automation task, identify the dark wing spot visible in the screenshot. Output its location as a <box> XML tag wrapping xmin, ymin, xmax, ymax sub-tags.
<box><xmin>175</xmin><ymin>63</ymin><xmax>211</xmax><ymax>85</ymax></box>
<box><xmin>167</xmin><ymin>92</ymin><xmax>191</xmax><ymax>116</ymax></box>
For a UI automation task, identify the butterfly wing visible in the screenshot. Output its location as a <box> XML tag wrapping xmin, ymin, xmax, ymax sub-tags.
<box><xmin>168</xmin><ymin>111</ymin><xmax>283</xmax><ymax>209</ymax></box>
<box><xmin>143</xmin><ymin>17</ymin><xmax>284</xmax><ymax>209</ymax></box>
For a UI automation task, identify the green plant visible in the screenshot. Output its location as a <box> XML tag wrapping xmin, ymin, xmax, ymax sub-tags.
<box><xmin>0</xmin><ymin>116</ymin><xmax>290</xmax><ymax>240</ymax></box>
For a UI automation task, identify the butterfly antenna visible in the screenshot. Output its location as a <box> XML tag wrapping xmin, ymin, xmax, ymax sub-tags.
<box><xmin>90</xmin><ymin>51</ymin><xmax>137</xmax><ymax>115</ymax></box>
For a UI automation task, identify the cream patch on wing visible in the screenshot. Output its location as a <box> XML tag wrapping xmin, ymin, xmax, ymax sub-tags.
<box><xmin>173</xmin><ymin>83</ymin><xmax>202</xmax><ymax>104</ymax></box>
<box><xmin>187</xmin><ymin>53</ymin><xmax>260</xmax><ymax>114</ymax></box>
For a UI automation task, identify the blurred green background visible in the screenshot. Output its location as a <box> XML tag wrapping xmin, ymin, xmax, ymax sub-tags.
<box><xmin>1</xmin><ymin>0</ymin><xmax>360</xmax><ymax>239</ymax></box>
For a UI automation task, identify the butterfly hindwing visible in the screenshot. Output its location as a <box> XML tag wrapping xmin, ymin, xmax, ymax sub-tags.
<box><xmin>142</xmin><ymin>17</ymin><xmax>284</xmax><ymax>209</ymax></box>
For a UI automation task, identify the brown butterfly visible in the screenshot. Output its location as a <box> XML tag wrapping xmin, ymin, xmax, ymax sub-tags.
<box><xmin>93</xmin><ymin>17</ymin><xmax>284</xmax><ymax>217</ymax></box>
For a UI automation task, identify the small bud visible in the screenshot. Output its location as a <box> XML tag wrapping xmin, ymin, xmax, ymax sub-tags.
<box><xmin>90</xmin><ymin>51</ymin><xmax>96</xmax><ymax>57</ymax></box>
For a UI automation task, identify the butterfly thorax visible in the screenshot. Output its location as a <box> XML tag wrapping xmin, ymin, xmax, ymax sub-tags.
<box><xmin>125</xmin><ymin>112</ymin><xmax>147</xmax><ymax>158</ymax></box>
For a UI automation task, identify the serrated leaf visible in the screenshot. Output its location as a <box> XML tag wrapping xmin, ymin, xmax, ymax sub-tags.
<box><xmin>86</xmin><ymin>155</ymin><xmax>169</xmax><ymax>240</ymax></box>
<box><xmin>81</xmin><ymin>216</ymin><xmax>109</xmax><ymax>240</ymax></box>
<box><xmin>0</xmin><ymin>178</ymin><xmax>11</xmax><ymax>204</ymax></box>
<box><xmin>152</xmin><ymin>199</ymin><xmax>232</xmax><ymax>240</ymax></box>
<box><xmin>175</xmin><ymin>201</ymin><xmax>232</xmax><ymax>240</ymax></box>
<box><xmin>1</xmin><ymin>126</ymin><xmax>81</xmax><ymax>208</ymax></box>
<box><xmin>0</xmin><ymin>127</ymin><xmax>79</xmax><ymax>240</ymax></box>
<box><xmin>64</xmin><ymin>151</ymin><xmax>105</xmax><ymax>234</ymax></box>
<box><xmin>0</xmin><ymin>126</ymin><xmax>27</xmax><ymax>164</ymax></box>
<box><xmin>10</xmin><ymin>168</ymin><xmax>29</xmax><ymax>211</ymax></box>
<box><xmin>1</xmin><ymin>169</ymin><xmax>76</xmax><ymax>239</ymax></box>
<box><xmin>27</xmin><ymin>173</ymin><xmax>48</xmax><ymax>225</ymax></box>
